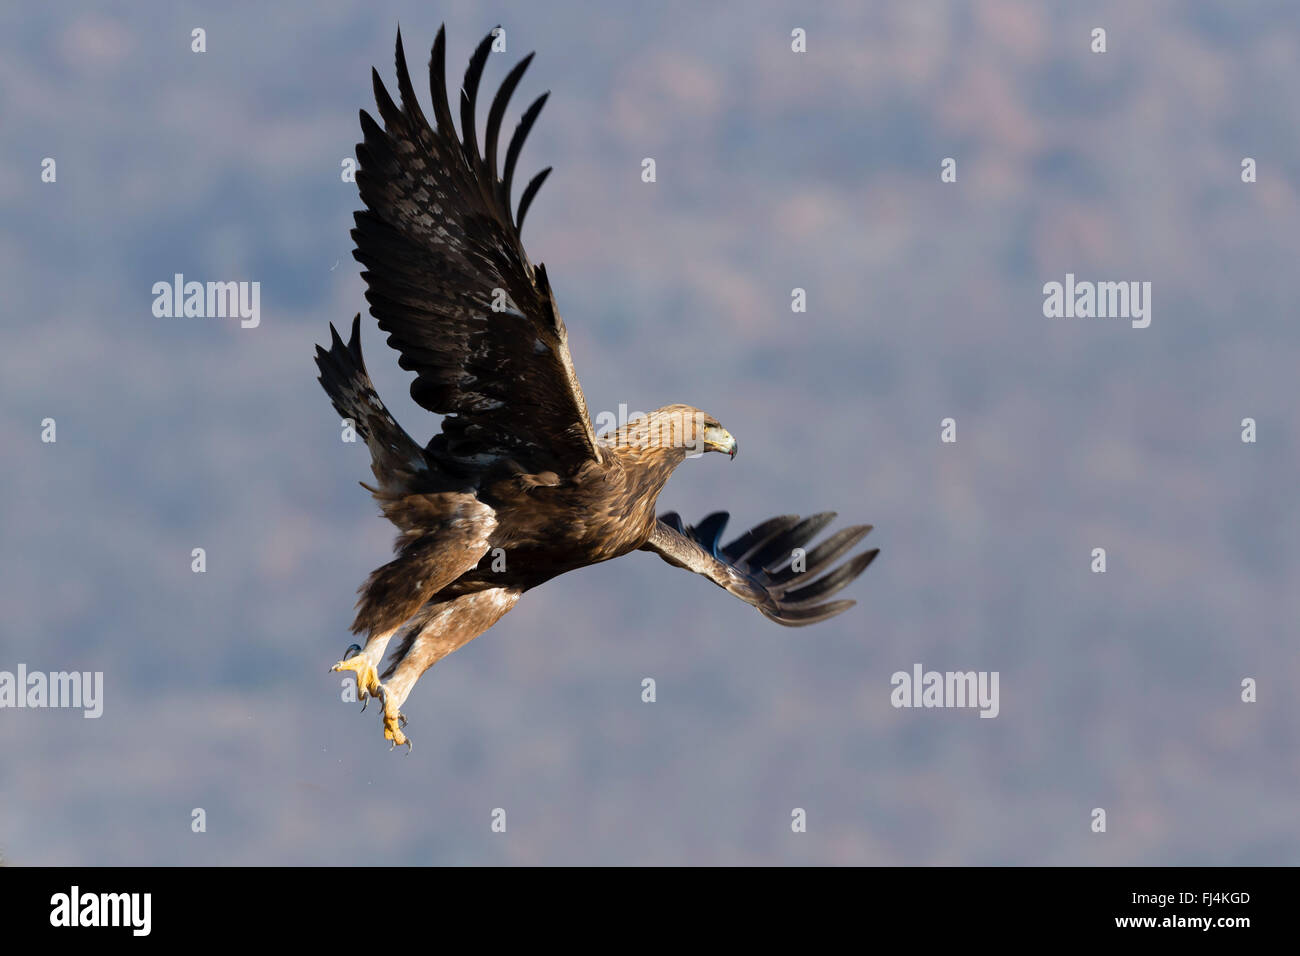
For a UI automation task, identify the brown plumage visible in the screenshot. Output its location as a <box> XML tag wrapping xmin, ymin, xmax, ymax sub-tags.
<box><xmin>316</xmin><ymin>26</ymin><xmax>878</xmax><ymax>749</ymax></box>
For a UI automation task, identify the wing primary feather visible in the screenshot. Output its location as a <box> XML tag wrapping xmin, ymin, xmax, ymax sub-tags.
<box><xmin>486</xmin><ymin>52</ymin><xmax>534</xmax><ymax>184</ymax></box>
<box><xmin>393</xmin><ymin>29</ymin><xmax>430</xmax><ymax>131</ymax></box>
<box><xmin>765</xmin><ymin>600</ymin><xmax>857</xmax><ymax>627</ymax></box>
<box><xmin>692</xmin><ymin>512</ymin><xmax>730</xmax><ymax>557</ymax></box>
<box><xmin>516</xmin><ymin>166</ymin><xmax>552</xmax><ymax>233</ymax></box>
<box><xmin>428</xmin><ymin>26</ymin><xmax>456</xmax><ymax>138</ymax></box>
<box><xmin>347</xmin><ymin>313</ymin><xmax>362</xmax><ymax>356</ymax></box>
<box><xmin>719</xmin><ymin>515</ymin><xmax>798</xmax><ymax>562</ymax></box>
<box><xmin>751</xmin><ymin>512</ymin><xmax>836</xmax><ymax>571</ymax></box>
<box><xmin>727</xmin><ymin>515</ymin><xmax>802</xmax><ymax>564</ymax></box>
<box><xmin>371</xmin><ymin>68</ymin><xmax>403</xmax><ymax>131</ymax></box>
<box><xmin>459</xmin><ymin>30</ymin><xmax>496</xmax><ymax>168</ymax></box>
<box><xmin>357</xmin><ymin>109</ymin><xmax>393</xmax><ymax>164</ymax></box>
<box><xmin>771</xmin><ymin>525</ymin><xmax>872</xmax><ymax>584</ymax></box>
<box><xmin>778</xmin><ymin>550</ymin><xmax>879</xmax><ymax>607</ymax></box>
<box><xmin>503</xmin><ymin>92</ymin><xmax>548</xmax><ymax>211</ymax></box>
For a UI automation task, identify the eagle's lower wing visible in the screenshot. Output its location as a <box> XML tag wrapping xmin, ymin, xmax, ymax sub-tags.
<box><xmin>353</xmin><ymin>27</ymin><xmax>601</xmax><ymax>475</ymax></box>
<box><xmin>641</xmin><ymin>511</ymin><xmax>878</xmax><ymax>626</ymax></box>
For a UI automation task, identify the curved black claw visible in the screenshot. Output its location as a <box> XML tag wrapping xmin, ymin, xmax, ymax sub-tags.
<box><xmin>329</xmin><ymin>643</ymin><xmax>364</xmax><ymax>673</ymax></box>
<box><xmin>389</xmin><ymin>737</ymin><xmax>413</xmax><ymax>754</ymax></box>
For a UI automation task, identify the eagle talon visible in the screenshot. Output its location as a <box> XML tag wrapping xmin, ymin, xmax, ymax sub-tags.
<box><xmin>330</xmin><ymin>648</ymin><xmax>381</xmax><ymax>703</ymax></box>
<box><xmin>380</xmin><ymin>686</ymin><xmax>410</xmax><ymax>749</ymax></box>
<box><xmin>383</xmin><ymin>717</ymin><xmax>410</xmax><ymax>749</ymax></box>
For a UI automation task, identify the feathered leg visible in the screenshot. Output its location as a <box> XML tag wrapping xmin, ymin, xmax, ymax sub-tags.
<box><xmin>329</xmin><ymin>525</ymin><xmax>492</xmax><ymax>746</ymax></box>
<box><xmin>377</xmin><ymin>588</ymin><xmax>521</xmax><ymax>749</ymax></box>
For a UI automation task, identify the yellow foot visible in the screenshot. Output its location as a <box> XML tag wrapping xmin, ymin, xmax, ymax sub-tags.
<box><xmin>330</xmin><ymin>646</ymin><xmax>381</xmax><ymax>702</ymax></box>
<box><xmin>383</xmin><ymin>690</ymin><xmax>411</xmax><ymax>753</ymax></box>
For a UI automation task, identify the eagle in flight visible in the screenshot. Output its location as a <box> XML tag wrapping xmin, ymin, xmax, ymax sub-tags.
<box><xmin>316</xmin><ymin>26</ymin><xmax>878</xmax><ymax>749</ymax></box>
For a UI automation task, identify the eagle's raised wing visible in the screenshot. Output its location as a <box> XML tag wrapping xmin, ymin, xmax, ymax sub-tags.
<box><xmin>642</xmin><ymin>511</ymin><xmax>878</xmax><ymax>626</ymax></box>
<box><xmin>353</xmin><ymin>27</ymin><xmax>601</xmax><ymax>475</ymax></box>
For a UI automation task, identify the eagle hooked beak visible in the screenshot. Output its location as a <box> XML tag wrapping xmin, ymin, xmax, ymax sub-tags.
<box><xmin>704</xmin><ymin>425</ymin><xmax>738</xmax><ymax>459</ymax></box>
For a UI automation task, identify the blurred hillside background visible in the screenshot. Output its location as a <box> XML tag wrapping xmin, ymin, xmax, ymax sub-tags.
<box><xmin>0</xmin><ymin>0</ymin><xmax>1296</xmax><ymax>864</ymax></box>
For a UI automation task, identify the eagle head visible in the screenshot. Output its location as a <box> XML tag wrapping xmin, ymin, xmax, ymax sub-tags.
<box><xmin>699</xmin><ymin>415</ymin><xmax>738</xmax><ymax>460</ymax></box>
<box><xmin>603</xmin><ymin>404</ymin><xmax>737</xmax><ymax>460</ymax></box>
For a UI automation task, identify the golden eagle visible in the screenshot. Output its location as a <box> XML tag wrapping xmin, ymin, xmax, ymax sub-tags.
<box><xmin>316</xmin><ymin>27</ymin><xmax>878</xmax><ymax>749</ymax></box>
